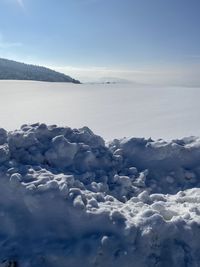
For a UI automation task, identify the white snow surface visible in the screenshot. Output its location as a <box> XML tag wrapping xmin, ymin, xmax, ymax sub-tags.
<box><xmin>0</xmin><ymin>123</ymin><xmax>200</xmax><ymax>266</ymax></box>
<box><xmin>0</xmin><ymin>80</ymin><xmax>200</xmax><ymax>140</ymax></box>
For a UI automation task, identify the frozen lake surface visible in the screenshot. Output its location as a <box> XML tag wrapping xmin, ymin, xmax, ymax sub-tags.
<box><xmin>0</xmin><ymin>80</ymin><xmax>199</xmax><ymax>140</ymax></box>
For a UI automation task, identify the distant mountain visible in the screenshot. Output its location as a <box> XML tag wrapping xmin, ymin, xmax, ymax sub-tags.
<box><xmin>0</xmin><ymin>58</ymin><xmax>80</xmax><ymax>83</ymax></box>
<box><xmin>87</xmin><ymin>77</ymin><xmax>146</xmax><ymax>86</ymax></box>
<box><xmin>97</xmin><ymin>77</ymin><xmax>132</xmax><ymax>84</ymax></box>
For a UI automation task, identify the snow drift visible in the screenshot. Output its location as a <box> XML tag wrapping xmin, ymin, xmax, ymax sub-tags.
<box><xmin>0</xmin><ymin>123</ymin><xmax>200</xmax><ymax>266</ymax></box>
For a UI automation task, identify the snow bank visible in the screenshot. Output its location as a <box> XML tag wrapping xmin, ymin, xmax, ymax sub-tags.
<box><xmin>0</xmin><ymin>123</ymin><xmax>200</xmax><ymax>266</ymax></box>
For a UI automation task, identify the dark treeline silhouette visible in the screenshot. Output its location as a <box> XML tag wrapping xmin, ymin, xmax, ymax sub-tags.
<box><xmin>0</xmin><ymin>58</ymin><xmax>80</xmax><ymax>83</ymax></box>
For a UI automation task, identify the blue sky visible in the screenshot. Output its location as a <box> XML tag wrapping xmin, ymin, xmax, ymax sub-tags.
<box><xmin>0</xmin><ymin>0</ymin><xmax>200</xmax><ymax>84</ymax></box>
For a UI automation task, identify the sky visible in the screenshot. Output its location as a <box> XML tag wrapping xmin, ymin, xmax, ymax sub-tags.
<box><xmin>0</xmin><ymin>0</ymin><xmax>200</xmax><ymax>85</ymax></box>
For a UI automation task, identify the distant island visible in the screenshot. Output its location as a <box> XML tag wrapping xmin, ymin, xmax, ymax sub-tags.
<box><xmin>0</xmin><ymin>58</ymin><xmax>80</xmax><ymax>83</ymax></box>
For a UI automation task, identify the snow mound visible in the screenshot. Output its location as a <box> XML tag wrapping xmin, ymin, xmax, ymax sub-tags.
<box><xmin>0</xmin><ymin>123</ymin><xmax>200</xmax><ymax>266</ymax></box>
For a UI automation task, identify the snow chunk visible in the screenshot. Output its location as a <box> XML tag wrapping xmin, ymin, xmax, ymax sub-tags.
<box><xmin>0</xmin><ymin>124</ymin><xmax>200</xmax><ymax>266</ymax></box>
<box><xmin>45</xmin><ymin>135</ymin><xmax>78</xmax><ymax>168</ymax></box>
<box><xmin>0</xmin><ymin>128</ymin><xmax>7</xmax><ymax>145</ymax></box>
<box><xmin>0</xmin><ymin>145</ymin><xmax>9</xmax><ymax>164</ymax></box>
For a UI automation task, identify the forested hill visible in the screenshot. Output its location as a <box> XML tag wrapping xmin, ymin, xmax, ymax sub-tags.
<box><xmin>0</xmin><ymin>58</ymin><xmax>80</xmax><ymax>83</ymax></box>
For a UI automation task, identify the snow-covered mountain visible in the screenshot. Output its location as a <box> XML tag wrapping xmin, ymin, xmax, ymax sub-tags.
<box><xmin>0</xmin><ymin>58</ymin><xmax>80</xmax><ymax>83</ymax></box>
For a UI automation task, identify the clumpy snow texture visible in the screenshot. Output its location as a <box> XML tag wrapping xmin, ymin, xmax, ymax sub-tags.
<box><xmin>1</xmin><ymin>123</ymin><xmax>200</xmax><ymax>266</ymax></box>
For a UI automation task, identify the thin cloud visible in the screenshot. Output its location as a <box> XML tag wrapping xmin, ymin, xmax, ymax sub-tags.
<box><xmin>0</xmin><ymin>42</ymin><xmax>22</xmax><ymax>49</ymax></box>
<box><xmin>185</xmin><ymin>54</ymin><xmax>200</xmax><ymax>59</ymax></box>
<box><xmin>190</xmin><ymin>55</ymin><xmax>200</xmax><ymax>59</ymax></box>
<box><xmin>17</xmin><ymin>0</ymin><xmax>25</xmax><ymax>9</ymax></box>
<box><xmin>0</xmin><ymin>33</ymin><xmax>23</xmax><ymax>49</ymax></box>
<box><xmin>51</xmin><ymin>65</ymin><xmax>151</xmax><ymax>74</ymax></box>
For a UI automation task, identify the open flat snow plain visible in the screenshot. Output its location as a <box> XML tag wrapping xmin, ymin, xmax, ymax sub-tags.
<box><xmin>0</xmin><ymin>80</ymin><xmax>200</xmax><ymax>140</ymax></box>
